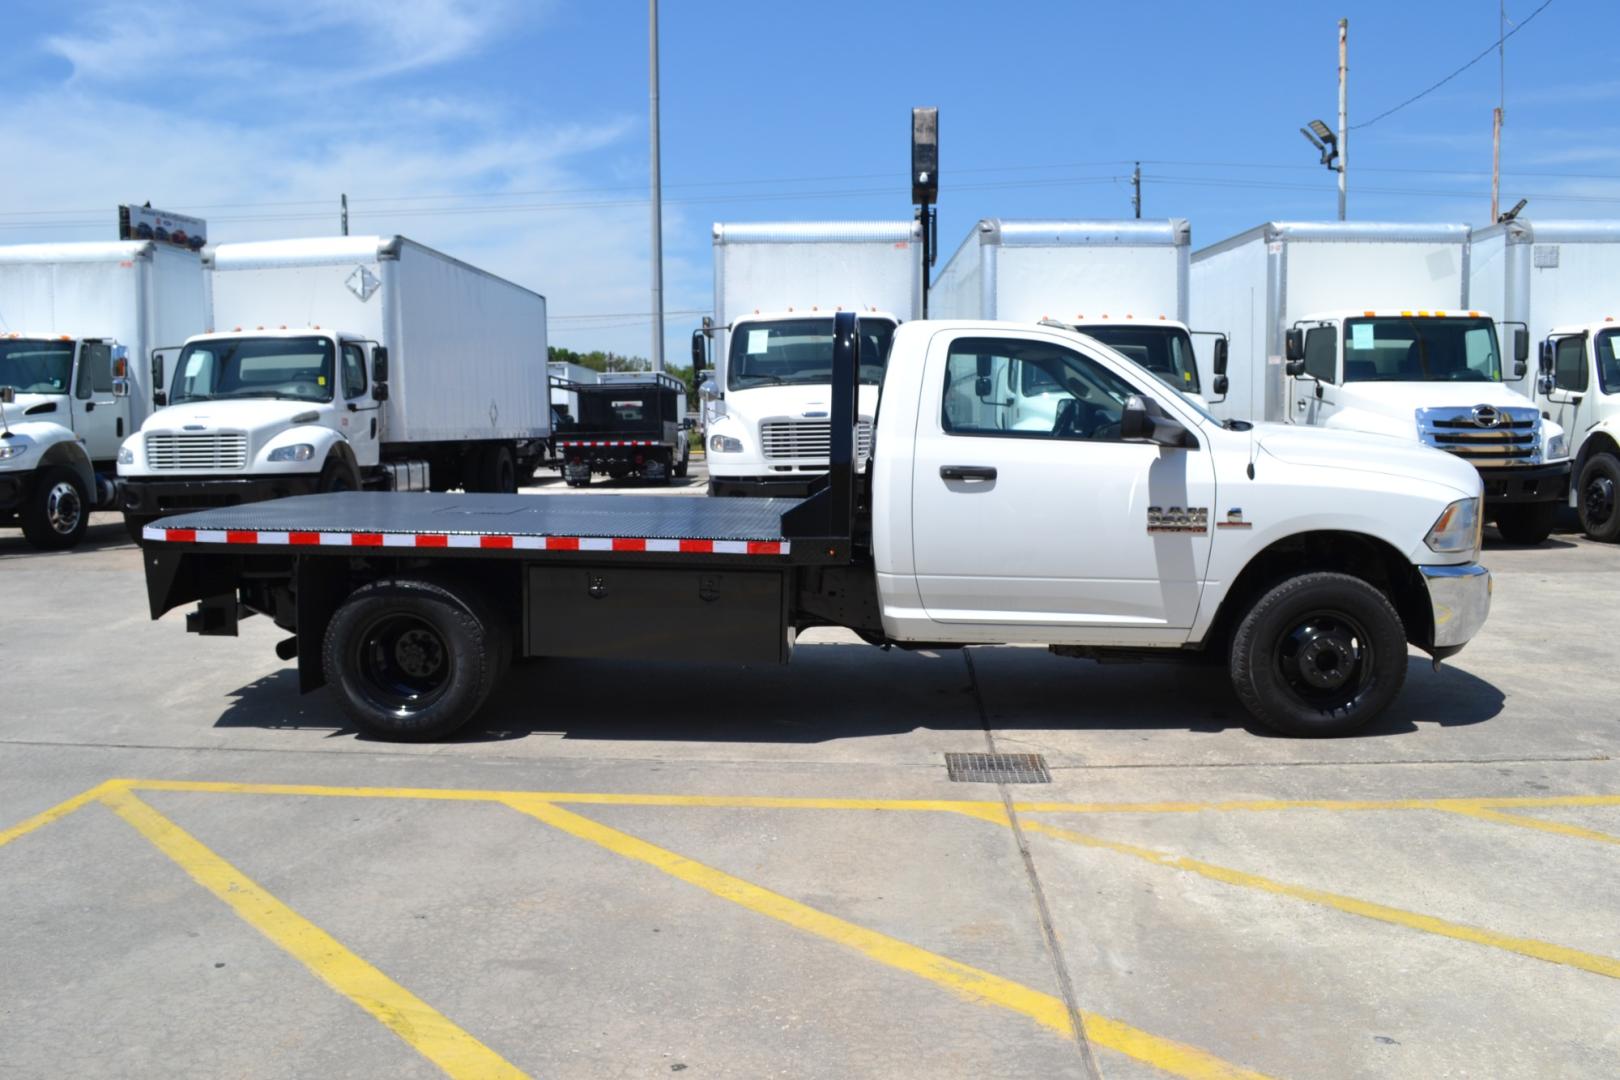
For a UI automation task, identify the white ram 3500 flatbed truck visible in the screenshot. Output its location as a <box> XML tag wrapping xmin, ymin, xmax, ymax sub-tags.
<box><xmin>141</xmin><ymin>314</ymin><xmax>1490</xmax><ymax>742</ymax></box>
<box><xmin>1193</xmin><ymin>222</ymin><xmax>1570</xmax><ymax>545</ymax></box>
<box><xmin>931</xmin><ymin>218</ymin><xmax>1229</xmax><ymax>408</ymax></box>
<box><xmin>0</xmin><ymin>241</ymin><xmax>208</xmax><ymax>548</ymax></box>
<box><xmin>1469</xmin><ymin>219</ymin><xmax>1620</xmax><ymax>540</ymax></box>
<box><xmin>695</xmin><ymin>221</ymin><xmax>923</xmax><ymax>496</ymax></box>
<box><xmin>118</xmin><ymin>236</ymin><xmax>549</xmax><ymax>534</ymax></box>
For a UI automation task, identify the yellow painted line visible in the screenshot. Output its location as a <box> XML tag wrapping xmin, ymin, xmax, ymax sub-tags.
<box><xmin>102</xmin><ymin>788</ymin><xmax>528</xmax><ymax>1080</ymax></box>
<box><xmin>1435</xmin><ymin>804</ymin><xmax>1620</xmax><ymax>847</ymax></box>
<box><xmin>1019</xmin><ymin>818</ymin><xmax>1620</xmax><ymax>981</ymax></box>
<box><xmin>504</xmin><ymin>795</ymin><xmax>1274</xmax><ymax>1080</ymax></box>
<box><xmin>0</xmin><ymin>779</ymin><xmax>127</xmax><ymax>848</ymax></box>
<box><xmin>1013</xmin><ymin>794</ymin><xmax>1620</xmax><ymax>815</ymax></box>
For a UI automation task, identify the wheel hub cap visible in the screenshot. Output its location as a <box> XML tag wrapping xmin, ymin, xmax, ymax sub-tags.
<box><xmin>394</xmin><ymin>629</ymin><xmax>444</xmax><ymax>679</ymax></box>
<box><xmin>46</xmin><ymin>481</ymin><xmax>82</xmax><ymax>535</ymax></box>
<box><xmin>1284</xmin><ymin>621</ymin><xmax>1361</xmax><ymax>691</ymax></box>
<box><xmin>1587</xmin><ymin>476</ymin><xmax>1616</xmax><ymax>526</ymax></box>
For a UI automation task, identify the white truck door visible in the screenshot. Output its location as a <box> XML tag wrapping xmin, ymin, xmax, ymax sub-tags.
<box><xmin>911</xmin><ymin>330</ymin><xmax>1216</xmax><ymax>630</ymax></box>
<box><xmin>70</xmin><ymin>341</ymin><xmax>126</xmax><ymax>463</ymax></box>
<box><xmin>340</xmin><ymin>342</ymin><xmax>381</xmax><ymax>467</ymax></box>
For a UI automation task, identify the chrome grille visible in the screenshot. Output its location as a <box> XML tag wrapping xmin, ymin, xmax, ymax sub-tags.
<box><xmin>759</xmin><ymin>418</ymin><xmax>873</xmax><ymax>462</ymax></box>
<box><xmin>1416</xmin><ymin>406</ymin><xmax>1541</xmax><ymax>466</ymax></box>
<box><xmin>145</xmin><ymin>432</ymin><xmax>248</xmax><ymax>471</ymax></box>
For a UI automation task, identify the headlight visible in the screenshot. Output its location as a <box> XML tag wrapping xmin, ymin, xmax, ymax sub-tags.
<box><xmin>1546</xmin><ymin>433</ymin><xmax>1568</xmax><ymax>461</ymax></box>
<box><xmin>709</xmin><ymin>434</ymin><xmax>743</xmax><ymax>453</ymax></box>
<box><xmin>117</xmin><ymin>445</ymin><xmax>134</xmax><ymax>465</ymax></box>
<box><xmin>267</xmin><ymin>443</ymin><xmax>315</xmax><ymax>463</ymax></box>
<box><xmin>1425</xmin><ymin>497</ymin><xmax>1483</xmax><ymax>555</ymax></box>
<box><xmin>0</xmin><ymin>441</ymin><xmax>27</xmax><ymax>460</ymax></box>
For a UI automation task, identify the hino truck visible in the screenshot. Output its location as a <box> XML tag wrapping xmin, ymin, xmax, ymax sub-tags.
<box><xmin>139</xmin><ymin>313</ymin><xmax>1490</xmax><ymax>742</ymax></box>
<box><xmin>931</xmin><ymin>219</ymin><xmax>1228</xmax><ymax>407</ymax></box>
<box><xmin>0</xmin><ymin>241</ymin><xmax>208</xmax><ymax>548</ymax></box>
<box><xmin>1469</xmin><ymin>219</ymin><xmax>1620</xmax><ymax>540</ymax></box>
<box><xmin>693</xmin><ymin>221</ymin><xmax>923</xmax><ymax>497</ymax></box>
<box><xmin>1192</xmin><ymin>222</ymin><xmax>1569</xmax><ymax>545</ymax></box>
<box><xmin>118</xmin><ymin>236</ymin><xmax>550</xmax><ymax>537</ymax></box>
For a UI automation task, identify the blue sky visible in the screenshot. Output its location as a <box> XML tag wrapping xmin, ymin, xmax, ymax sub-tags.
<box><xmin>1</xmin><ymin>0</ymin><xmax>1616</xmax><ymax>359</ymax></box>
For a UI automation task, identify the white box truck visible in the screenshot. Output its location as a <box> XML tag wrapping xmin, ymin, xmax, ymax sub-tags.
<box><xmin>693</xmin><ymin>221</ymin><xmax>923</xmax><ymax>497</ymax></box>
<box><xmin>930</xmin><ymin>218</ymin><xmax>1228</xmax><ymax>409</ymax></box>
<box><xmin>118</xmin><ymin>236</ymin><xmax>550</xmax><ymax>535</ymax></box>
<box><xmin>0</xmin><ymin>241</ymin><xmax>208</xmax><ymax>548</ymax></box>
<box><xmin>1192</xmin><ymin>221</ymin><xmax>1570</xmax><ymax>544</ymax></box>
<box><xmin>1469</xmin><ymin>219</ymin><xmax>1620</xmax><ymax>540</ymax></box>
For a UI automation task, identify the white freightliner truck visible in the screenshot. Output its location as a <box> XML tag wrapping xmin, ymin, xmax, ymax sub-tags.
<box><xmin>140</xmin><ymin>314</ymin><xmax>1490</xmax><ymax>742</ymax></box>
<box><xmin>118</xmin><ymin>236</ymin><xmax>549</xmax><ymax>536</ymax></box>
<box><xmin>693</xmin><ymin>221</ymin><xmax>923</xmax><ymax>496</ymax></box>
<box><xmin>0</xmin><ymin>241</ymin><xmax>208</xmax><ymax>548</ymax></box>
<box><xmin>1469</xmin><ymin>219</ymin><xmax>1620</xmax><ymax>540</ymax></box>
<box><xmin>931</xmin><ymin>218</ymin><xmax>1229</xmax><ymax>409</ymax></box>
<box><xmin>1192</xmin><ymin>222</ymin><xmax>1570</xmax><ymax>545</ymax></box>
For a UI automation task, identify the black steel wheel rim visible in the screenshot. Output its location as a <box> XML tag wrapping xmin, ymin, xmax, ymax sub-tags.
<box><xmin>1585</xmin><ymin>473</ymin><xmax>1616</xmax><ymax>528</ymax></box>
<box><xmin>354</xmin><ymin>613</ymin><xmax>453</xmax><ymax>716</ymax></box>
<box><xmin>1274</xmin><ymin>608</ymin><xmax>1375</xmax><ymax>712</ymax></box>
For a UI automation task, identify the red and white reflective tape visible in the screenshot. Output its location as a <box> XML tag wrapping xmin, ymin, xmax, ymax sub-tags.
<box><xmin>142</xmin><ymin>525</ymin><xmax>789</xmax><ymax>556</ymax></box>
<box><xmin>556</xmin><ymin>439</ymin><xmax>660</xmax><ymax>448</ymax></box>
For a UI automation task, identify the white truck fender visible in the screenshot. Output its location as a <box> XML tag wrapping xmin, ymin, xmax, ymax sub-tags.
<box><xmin>257</xmin><ymin>425</ymin><xmax>351</xmax><ymax>470</ymax></box>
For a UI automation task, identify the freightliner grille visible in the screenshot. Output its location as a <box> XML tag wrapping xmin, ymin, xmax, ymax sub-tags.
<box><xmin>1415</xmin><ymin>406</ymin><xmax>1541</xmax><ymax>467</ymax></box>
<box><xmin>759</xmin><ymin>419</ymin><xmax>873</xmax><ymax>461</ymax></box>
<box><xmin>145</xmin><ymin>433</ymin><xmax>248</xmax><ymax>471</ymax></box>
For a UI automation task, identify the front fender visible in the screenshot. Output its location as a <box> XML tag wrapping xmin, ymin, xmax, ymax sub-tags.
<box><xmin>20</xmin><ymin>423</ymin><xmax>95</xmax><ymax>494</ymax></box>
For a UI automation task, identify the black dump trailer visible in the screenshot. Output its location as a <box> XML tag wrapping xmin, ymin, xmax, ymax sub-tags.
<box><xmin>555</xmin><ymin>372</ymin><xmax>691</xmax><ymax>486</ymax></box>
<box><xmin>141</xmin><ymin>314</ymin><xmax>871</xmax><ymax>741</ymax></box>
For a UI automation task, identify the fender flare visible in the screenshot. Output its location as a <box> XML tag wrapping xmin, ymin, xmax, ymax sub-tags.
<box><xmin>36</xmin><ymin>437</ymin><xmax>95</xmax><ymax>496</ymax></box>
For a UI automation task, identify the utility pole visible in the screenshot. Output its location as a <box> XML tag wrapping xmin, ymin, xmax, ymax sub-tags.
<box><xmin>1491</xmin><ymin>0</ymin><xmax>1504</xmax><ymax>221</ymax></box>
<box><xmin>648</xmin><ymin>0</ymin><xmax>665</xmax><ymax>372</ymax></box>
<box><xmin>1131</xmin><ymin>162</ymin><xmax>1141</xmax><ymax>219</ymax></box>
<box><xmin>1337</xmin><ymin>18</ymin><xmax>1348</xmax><ymax>221</ymax></box>
<box><xmin>340</xmin><ymin>193</ymin><xmax>349</xmax><ymax>236</ymax></box>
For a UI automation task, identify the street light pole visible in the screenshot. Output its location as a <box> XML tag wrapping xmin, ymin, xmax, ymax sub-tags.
<box><xmin>648</xmin><ymin>0</ymin><xmax>665</xmax><ymax>372</ymax></box>
<box><xmin>1337</xmin><ymin>18</ymin><xmax>1347</xmax><ymax>221</ymax></box>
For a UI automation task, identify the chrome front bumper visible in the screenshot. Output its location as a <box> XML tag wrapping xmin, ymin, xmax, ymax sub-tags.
<box><xmin>1420</xmin><ymin>563</ymin><xmax>1493</xmax><ymax>653</ymax></box>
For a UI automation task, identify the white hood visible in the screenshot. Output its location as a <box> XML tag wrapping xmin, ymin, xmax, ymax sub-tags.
<box><xmin>1256</xmin><ymin>423</ymin><xmax>1481</xmax><ymax>497</ymax></box>
<box><xmin>1328</xmin><ymin>380</ymin><xmax>1537</xmax><ymax>437</ymax></box>
<box><xmin>142</xmin><ymin>398</ymin><xmax>323</xmax><ymax>435</ymax></box>
<box><xmin>723</xmin><ymin>382</ymin><xmax>881</xmax><ymax>421</ymax></box>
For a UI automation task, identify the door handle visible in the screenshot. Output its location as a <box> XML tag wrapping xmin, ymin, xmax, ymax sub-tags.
<box><xmin>940</xmin><ymin>465</ymin><xmax>997</xmax><ymax>482</ymax></box>
<box><xmin>84</xmin><ymin>401</ymin><xmax>95</xmax><ymax>412</ymax></box>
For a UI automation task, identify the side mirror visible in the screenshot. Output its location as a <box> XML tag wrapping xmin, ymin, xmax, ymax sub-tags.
<box><xmin>1121</xmin><ymin>394</ymin><xmax>1193</xmax><ymax>448</ymax></box>
<box><xmin>975</xmin><ymin>376</ymin><xmax>993</xmax><ymax>398</ymax></box>
<box><xmin>1284</xmin><ymin>357</ymin><xmax>1306</xmax><ymax>377</ymax></box>
<box><xmin>1284</xmin><ymin>328</ymin><xmax>1305</xmax><ymax>363</ymax></box>
<box><xmin>1539</xmin><ymin>340</ymin><xmax>1555</xmax><ymax>376</ymax></box>
<box><xmin>112</xmin><ymin>378</ymin><xmax>131</xmax><ymax>399</ymax></box>
<box><xmin>112</xmin><ymin>345</ymin><xmax>129</xmax><ymax>379</ymax></box>
<box><xmin>690</xmin><ymin>329</ymin><xmax>707</xmax><ymax>373</ymax></box>
<box><xmin>1213</xmin><ymin>374</ymin><xmax>1229</xmax><ymax>398</ymax></box>
<box><xmin>1213</xmin><ymin>337</ymin><xmax>1229</xmax><ymax>376</ymax></box>
<box><xmin>1538</xmin><ymin>374</ymin><xmax>1556</xmax><ymax>396</ymax></box>
<box><xmin>372</xmin><ymin>382</ymin><xmax>389</xmax><ymax>402</ymax></box>
<box><xmin>1514</xmin><ymin>328</ymin><xmax>1529</xmax><ymax>366</ymax></box>
<box><xmin>371</xmin><ymin>345</ymin><xmax>389</xmax><ymax>385</ymax></box>
<box><xmin>0</xmin><ymin>386</ymin><xmax>14</xmax><ymax>405</ymax></box>
<box><xmin>150</xmin><ymin>351</ymin><xmax>165</xmax><ymax>393</ymax></box>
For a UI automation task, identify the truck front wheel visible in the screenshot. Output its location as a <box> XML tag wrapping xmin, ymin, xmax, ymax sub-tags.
<box><xmin>1493</xmin><ymin>501</ymin><xmax>1558</xmax><ymax>545</ymax></box>
<box><xmin>21</xmin><ymin>467</ymin><xmax>89</xmax><ymax>549</ymax></box>
<box><xmin>1576</xmin><ymin>453</ymin><xmax>1620</xmax><ymax>542</ymax></box>
<box><xmin>322</xmin><ymin>579</ymin><xmax>508</xmax><ymax>741</ymax></box>
<box><xmin>1229</xmin><ymin>572</ymin><xmax>1407</xmax><ymax>737</ymax></box>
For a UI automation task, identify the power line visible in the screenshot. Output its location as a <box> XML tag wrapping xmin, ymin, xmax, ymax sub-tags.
<box><xmin>1352</xmin><ymin>0</ymin><xmax>1556</xmax><ymax>130</ymax></box>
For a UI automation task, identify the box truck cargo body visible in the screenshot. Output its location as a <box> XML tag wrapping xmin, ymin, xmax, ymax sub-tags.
<box><xmin>931</xmin><ymin>219</ymin><xmax>1222</xmax><ymax>404</ymax></box>
<box><xmin>1192</xmin><ymin>221</ymin><xmax>1569</xmax><ymax>544</ymax></box>
<box><xmin>0</xmin><ymin>241</ymin><xmax>208</xmax><ymax>547</ymax></box>
<box><xmin>1471</xmin><ymin>219</ymin><xmax>1620</xmax><ymax>539</ymax></box>
<box><xmin>697</xmin><ymin>221</ymin><xmax>922</xmax><ymax>496</ymax></box>
<box><xmin>119</xmin><ymin>236</ymin><xmax>549</xmax><ymax>531</ymax></box>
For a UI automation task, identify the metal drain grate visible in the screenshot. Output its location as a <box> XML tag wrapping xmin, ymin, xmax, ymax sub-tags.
<box><xmin>945</xmin><ymin>752</ymin><xmax>1051</xmax><ymax>784</ymax></box>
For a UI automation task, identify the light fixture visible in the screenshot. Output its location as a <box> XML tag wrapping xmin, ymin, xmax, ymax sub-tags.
<box><xmin>1498</xmin><ymin>198</ymin><xmax>1528</xmax><ymax>224</ymax></box>
<box><xmin>1300</xmin><ymin>120</ymin><xmax>1339</xmax><ymax>170</ymax></box>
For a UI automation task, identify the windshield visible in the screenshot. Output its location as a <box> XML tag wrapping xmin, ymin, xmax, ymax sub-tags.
<box><xmin>170</xmin><ymin>336</ymin><xmax>335</xmax><ymax>404</ymax></box>
<box><xmin>0</xmin><ymin>339</ymin><xmax>74</xmax><ymax>394</ymax></box>
<box><xmin>1596</xmin><ymin>330</ymin><xmax>1620</xmax><ymax>394</ymax></box>
<box><xmin>727</xmin><ymin>318</ymin><xmax>895</xmax><ymax>391</ymax></box>
<box><xmin>1075</xmin><ymin>325</ymin><xmax>1201</xmax><ymax>394</ymax></box>
<box><xmin>1341</xmin><ymin>317</ymin><xmax>1502</xmax><ymax>383</ymax></box>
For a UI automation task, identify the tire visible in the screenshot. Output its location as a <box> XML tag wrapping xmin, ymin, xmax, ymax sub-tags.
<box><xmin>674</xmin><ymin>447</ymin><xmax>690</xmax><ymax>478</ymax></box>
<box><xmin>21</xmin><ymin>466</ymin><xmax>89</xmax><ymax>549</ymax></box>
<box><xmin>123</xmin><ymin>513</ymin><xmax>158</xmax><ymax>545</ymax></box>
<box><xmin>1576</xmin><ymin>453</ymin><xmax>1620</xmax><ymax>542</ymax></box>
<box><xmin>322</xmin><ymin>579</ymin><xmax>509</xmax><ymax>741</ymax></box>
<box><xmin>318</xmin><ymin>455</ymin><xmax>361</xmax><ymax>494</ymax></box>
<box><xmin>1493</xmin><ymin>501</ymin><xmax>1558</xmax><ymax>545</ymax></box>
<box><xmin>1229</xmin><ymin>571</ymin><xmax>1407</xmax><ymax>737</ymax></box>
<box><xmin>475</xmin><ymin>444</ymin><xmax>518</xmax><ymax>494</ymax></box>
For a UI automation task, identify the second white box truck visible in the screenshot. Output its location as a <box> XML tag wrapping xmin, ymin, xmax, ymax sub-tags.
<box><xmin>1192</xmin><ymin>221</ymin><xmax>1570</xmax><ymax>544</ymax></box>
<box><xmin>118</xmin><ymin>235</ymin><xmax>550</xmax><ymax>535</ymax></box>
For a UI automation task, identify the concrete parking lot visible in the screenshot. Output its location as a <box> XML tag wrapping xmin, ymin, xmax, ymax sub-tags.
<box><xmin>3</xmin><ymin>461</ymin><xmax>1618</xmax><ymax>1079</ymax></box>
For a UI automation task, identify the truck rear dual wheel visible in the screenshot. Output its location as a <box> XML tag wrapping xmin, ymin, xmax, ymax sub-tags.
<box><xmin>322</xmin><ymin>579</ymin><xmax>510</xmax><ymax>741</ymax></box>
<box><xmin>1493</xmin><ymin>501</ymin><xmax>1558</xmax><ymax>545</ymax></box>
<box><xmin>1577</xmin><ymin>453</ymin><xmax>1620</xmax><ymax>543</ymax></box>
<box><xmin>476</xmin><ymin>445</ymin><xmax>518</xmax><ymax>494</ymax></box>
<box><xmin>1229</xmin><ymin>572</ymin><xmax>1407</xmax><ymax>737</ymax></box>
<box><xmin>21</xmin><ymin>466</ymin><xmax>89</xmax><ymax>550</ymax></box>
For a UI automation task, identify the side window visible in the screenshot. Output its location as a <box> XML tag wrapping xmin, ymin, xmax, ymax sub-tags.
<box><xmin>75</xmin><ymin>343</ymin><xmax>113</xmax><ymax>399</ymax></box>
<box><xmin>1596</xmin><ymin>333</ymin><xmax>1620</xmax><ymax>393</ymax></box>
<box><xmin>1303</xmin><ymin>327</ymin><xmax>1337</xmax><ymax>383</ymax></box>
<box><xmin>342</xmin><ymin>343</ymin><xmax>368</xmax><ymax>399</ymax></box>
<box><xmin>1554</xmin><ymin>337</ymin><xmax>1588</xmax><ymax>393</ymax></box>
<box><xmin>943</xmin><ymin>337</ymin><xmax>1137</xmax><ymax>442</ymax></box>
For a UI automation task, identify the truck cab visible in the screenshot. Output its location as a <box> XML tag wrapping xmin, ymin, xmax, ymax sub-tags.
<box><xmin>117</xmin><ymin>328</ymin><xmax>390</xmax><ymax>531</ymax></box>
<box><xmin>1068</xmin><ymin>316</ymin><xmax>1227</xmax><ymax>411</ymax></box>
<box><xmin>697</xmin><ymin>310</ymin><xmax>896</xmax><ymax>496</ymax></box>
<box><xmin>1538</xmin><ymin>320</ymin><xmax>1620</xmax><ymax>540</ymax></box>
<box><xmin>0</xmin><ymin>334</ymin><xmax>132</xmax><ymax>547</ymax></box>
<box><xmin>1282</xmin><ymin>309</ymin><xmax>1570</xmax><ymax>544</ymax></box>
